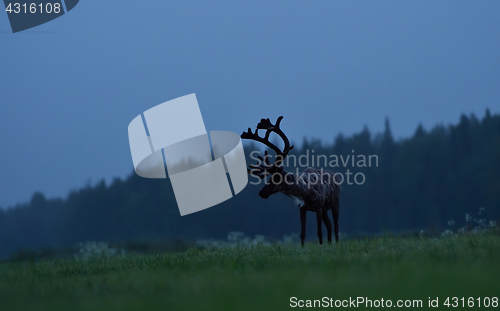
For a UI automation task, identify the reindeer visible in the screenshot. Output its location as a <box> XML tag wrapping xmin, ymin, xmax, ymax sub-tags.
<box><xmin>241</xmin><ymin>116</ymin><xmax>341</xmax><ymax>245</ymax></box>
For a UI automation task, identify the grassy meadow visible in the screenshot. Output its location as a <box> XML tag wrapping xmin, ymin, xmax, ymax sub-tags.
<box><xmin>0</xmin><ymin>231</ymin><xmax>499</xmax><ymax>310</ymax></box>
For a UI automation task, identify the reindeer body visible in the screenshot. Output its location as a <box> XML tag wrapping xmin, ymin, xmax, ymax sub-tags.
<box><xmin>241</xmin><ymin>117</ymin><xmax>341</xmax><ymax>245</ymax></box>
<box><xmin>280</xmin><ymin>168</ymin><xmax>341</xmax><ymax>211</ymax></box>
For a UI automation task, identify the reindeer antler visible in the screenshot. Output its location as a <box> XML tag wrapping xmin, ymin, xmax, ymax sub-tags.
<box><xmin>241</xmin><ymin>127</ymin><xmax>282</xmax><ymax>156</ymax></box>
<box><xmin>255</xmin><ymin>116</ymin><xmax>293</xmax><ymax>166</ymax></box>
<box><xmin>241</xmin><ymin>116</ymin><xmax>294</xmax><ymax>173</ymax></box>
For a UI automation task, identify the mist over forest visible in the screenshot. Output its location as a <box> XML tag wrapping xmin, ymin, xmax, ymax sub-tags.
<box><xmin>1</xmin><ymin>110</ymin><xmax>499</xmax><ymax>259</ymax></box>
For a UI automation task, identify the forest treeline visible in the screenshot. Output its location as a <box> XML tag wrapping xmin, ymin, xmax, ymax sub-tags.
<box><xmin>1</xmin><ymin>111</ymin><xmax>499</xmax><ymax>258</ymax></box>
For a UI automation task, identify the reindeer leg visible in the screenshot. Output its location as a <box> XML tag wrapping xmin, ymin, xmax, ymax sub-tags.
<box><xmin>322</xmin><ymin>208</ymin><xmax>332</xmax><ymax>244</ymax></box>
<box><xmin>300</xmin><ymin>207</ymin><xmax>306</xmax><ymax>247</ymax></box>
<box><xmin>316</xmin><ymin>208</ymin><xmax>323</xmax><ymax>245</ymax></box>
<box><xmin>332</xmin><ymin>198</ymin><xmax>340</xmax><ymax>243</ymax></box>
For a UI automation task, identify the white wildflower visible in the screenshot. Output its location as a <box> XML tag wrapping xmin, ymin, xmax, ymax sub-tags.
<box><xmin>75</xmin><ymin>241</ymin><xmax>124</xmax><ymax>261</ymax></box>
<box><xmin>227</xmin><ymin>231</ymin><xmax>245</xmax><ymax>242</ymax></box>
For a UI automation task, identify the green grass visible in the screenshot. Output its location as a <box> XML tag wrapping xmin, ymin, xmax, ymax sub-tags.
<box><xmin>1</xmin><ymin>231</ymin><xmax>499</xmax><ymax>310</ymax></box>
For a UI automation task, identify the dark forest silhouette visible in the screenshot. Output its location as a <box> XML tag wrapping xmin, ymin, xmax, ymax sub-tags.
<box><xmin>1</xmin><ymin>110</ymin><xmax>499</xmax><ymax>258</ymax></box>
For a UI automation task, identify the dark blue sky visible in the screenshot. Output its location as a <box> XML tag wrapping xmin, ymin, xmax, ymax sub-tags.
<box><xmin>1</xmin><ymin>0</ymin><xmax>499</xmax><ymax>208</ymax></box>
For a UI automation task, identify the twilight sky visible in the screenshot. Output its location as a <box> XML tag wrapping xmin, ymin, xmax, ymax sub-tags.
<box><xmin>1</xmin><ymin>0</ymin><xmax>499</xmax><ymax>208</ymax></box>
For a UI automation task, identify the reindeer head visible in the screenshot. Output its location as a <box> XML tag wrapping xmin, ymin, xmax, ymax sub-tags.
<box><xmin>241</xmin><ymin>116</ymin><xmax>294</xmax><ymax>199</ymax></box>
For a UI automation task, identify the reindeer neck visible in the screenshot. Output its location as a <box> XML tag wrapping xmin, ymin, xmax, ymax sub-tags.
<box><xmin>280</xmin><ymin>169</ymin><xmax>311</xmax><ymax>203</ymax></box>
